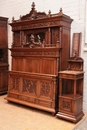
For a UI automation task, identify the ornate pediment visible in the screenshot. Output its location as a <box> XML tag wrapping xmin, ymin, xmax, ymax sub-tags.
<box><xmin>11</xmin><ymin>2</ymin><xmax>72</xmax><ymax>23</ymax></box>
<box><xmin>20</xmin><ymin>2</ymin><xmax>47</xmax><ymax>21</ymax></box>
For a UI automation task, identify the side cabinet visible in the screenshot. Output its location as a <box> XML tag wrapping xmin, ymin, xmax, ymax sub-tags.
<box><xmin>56</xmin><ymin>57</ymin><xmax>84</xmax><ymax>122</ymax></box>
<box><xmin>0</xmin><ymin>17</ymin><xmax>8</xmax><ymax>94</ymax></box>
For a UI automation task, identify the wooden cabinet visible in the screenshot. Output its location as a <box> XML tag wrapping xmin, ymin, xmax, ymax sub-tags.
<box><xmin>56</xmin><ymin>56</ymin><xmax>84</xmax><ymax>122</ymax></box>
<box><xmin>5</xmin><ymin>2</ymin><xmax>73</xmax><ymax>114</ymax></box>
<box><xmin>0</xmin><ymin>17</ymin><xmax>8</xmax><ymax>94</ymax></box>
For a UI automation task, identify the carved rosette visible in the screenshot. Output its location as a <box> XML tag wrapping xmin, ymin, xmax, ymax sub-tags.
<box><xmin>23</xmin><ymin>79</ymin><xmax>36</xmax><ymax>94</ymax></box>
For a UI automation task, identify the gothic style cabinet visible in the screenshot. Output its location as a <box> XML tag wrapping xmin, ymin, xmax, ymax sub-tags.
<box><xmin>5</xmin><ymin>2</ymin><xmax>73</xmax><ymax>114</ymax></box>
<box><xmin>0</xmin><ymin>17</ymin><xmax>8</xmax><ymax>94</ymax></box>
<box><xmin>56</xmin><ymin>56</ymin><xmax>84</xmax><ymax>122</ymax></box>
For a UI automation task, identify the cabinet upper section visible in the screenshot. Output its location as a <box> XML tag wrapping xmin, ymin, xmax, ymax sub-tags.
<box><xmin>9</xmin><ymin>2</ymin><xmax>74</xmax><ymax>71</ymax></box>
<box><xmin>0</xmin><ymin>17</ymin><xmax>8</xmax><ymax>48</ymax></box>
<box><xmin>9</xmin><ymin>2</ymin><xmax>73</xmax><ymax>49</ymax></box>
<box><xmin>10</xmin><ymin>2</ymin><xmax>73</xmax><ymax>31</ymax></box>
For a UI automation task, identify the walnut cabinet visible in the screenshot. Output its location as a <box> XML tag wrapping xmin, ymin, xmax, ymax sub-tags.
<box><xmin>5</xmin><ymin>2</ymin><xmax>73</xmax><ymax>114</ymax></box>
<box><xmin>0</xmin><ymin>17</ymin><xmax>8</xmax><ymax>94</ymax></box>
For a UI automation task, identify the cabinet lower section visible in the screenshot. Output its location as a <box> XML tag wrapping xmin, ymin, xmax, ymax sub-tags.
<box><xmin>0</xmin><ymin>65</ymin><xmax>8</xmax><ymax>94</ymax></box>
<box><xmin>56</xmin><ymin>95</ymin><xmax>84</xmax><ymax>122</ymax></box>
<box><xmin>5</xmin><ymin>71</ymin><xmax>58</xmax><ymax>114</ymax></box>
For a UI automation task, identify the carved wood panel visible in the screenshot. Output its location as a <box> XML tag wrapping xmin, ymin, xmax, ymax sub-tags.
<box><xmin>7</xmin><ymin>71</ymin><xmax>57</xmax><ymax>111</ymax></box>
<box><xmin>52</xmin><ymin>28</ymin><xmax>60</xmax><ymax>44</ymax></box>
<box><xmin>59</xmin><ymin>98</ymin><xmax>72</xmax><ymax>112</ymax></box>
<box><xmin>14</xmin><ymin>32</ymin><xmax>20</xmax><ymax>46</ymax></box>
<box><xmin>72</xmin><ymin>33</ymin><xmax>81</xmax><ymax>57</ymax></box>
<box><xmin>23</xmin><ymin>79</ymin><xmax>36</xmax><ymax>94</ymax></box>
<box><xmin>10</xmin><ymin>76</ymin><xmax>20</xmax><ymax>92</ymax></box>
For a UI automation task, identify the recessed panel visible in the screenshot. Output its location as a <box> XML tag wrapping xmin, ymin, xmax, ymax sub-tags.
<box><xmin>12</xmin><ymin>58</ymin><xmax>23</xmax><ymax>71</ymax></box>
<box><xmin>24</xmin><ymin>58</ymin><xmax>40</xmax><ymax>73</ymax></box>
<box><xmin>41</xmin><ymin>58</ymin><xmax>55</xmax><ymax>74</ymax></box>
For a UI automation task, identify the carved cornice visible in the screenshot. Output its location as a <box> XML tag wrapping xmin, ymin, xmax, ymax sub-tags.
<box><xmin>10</xmin><ymin>47</ymin><xmax>61</xmax><ymax>57</ymax></box>
<box><xmin>12</xmin><ymin>21</ymin><xmax>61</xmax><ymax>31</ymax></box>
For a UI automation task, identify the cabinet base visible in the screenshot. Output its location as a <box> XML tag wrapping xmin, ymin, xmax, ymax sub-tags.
<box><xmin>0</xmin><ymin>90</ymin><xmax>7</xmax><ymax>95</ymax></box>
<box><xmin>5</xmin><ymin>96</ymin><xmax>57</xmax><ymax>115</ymax></box>
<box><xmin>56</xmin><ymin>111</ymin><xmax>84</xmax><ymax>122</ymax></box>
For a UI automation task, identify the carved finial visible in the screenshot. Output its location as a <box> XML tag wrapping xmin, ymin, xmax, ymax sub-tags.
<box><xmin>12</xmin><ymin>17</ymin><xmax>14</xmax><ymax>22</ymax></box>
<box><xmin>58</xmin><ymin>8</ymin><xmax>63</xmax><ymax>16</ymax></box>
<box><xmin>31</xmin><ymin>2</ymin><xmax>35</xmax><ymax>10</ymax></box>
<box><xmin>60</xmin><ymin>8</ymin><xmax>62</xmax><ymax>12</ymax></box>
<box><xmin>48</xmin><ymin>10</ymin><xmax>51</xmax><ymax>17</ymax></box>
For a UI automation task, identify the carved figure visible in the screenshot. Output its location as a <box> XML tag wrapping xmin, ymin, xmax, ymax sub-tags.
<box><xmin>30</xmin><ymin>34</ymin><xmax>35</xmax><ymax>43</ymax></box>
<box><xmin>37</xmin><ymin>35</ymin><xmax>41</xmax><ymax>44</ymax></box>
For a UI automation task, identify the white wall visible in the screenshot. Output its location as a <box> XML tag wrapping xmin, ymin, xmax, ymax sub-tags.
<box><xmin>0</xmin><ymin>0</ymin><xmax>87</xmax><ymax>112</ymax></box>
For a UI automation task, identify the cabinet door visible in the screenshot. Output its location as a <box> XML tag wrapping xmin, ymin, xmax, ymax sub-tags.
<box><xmin>0</xmin><ymin>67</ymin><xmax>8</xmax><ymax>93</ymax></box>
<box><xmin>0</xmin><ymin>18</ymin><xmax>8</xmax><ymax>48</ymax></box>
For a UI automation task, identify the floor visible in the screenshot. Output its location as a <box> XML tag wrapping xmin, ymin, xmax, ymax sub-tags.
<box><xmin>72</xmin><ymin>117</ymin><xmax>87</xmax><ymax>130</ymax></box>
<box><xmin>0</xmin><ymin>94</ymin><xmax>85</xmax><ymax>130</ymax></box>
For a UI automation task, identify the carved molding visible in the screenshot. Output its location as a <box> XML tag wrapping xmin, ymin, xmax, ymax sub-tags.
<box><xmin>11</xmin><ymin>50</ymin><xmax>59</xmax><ymax>57</ymax></box>
<box><xmin>12</xmin><ymin>21</ymin><xmax>60</xmax><ymax>31</ymax></box>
